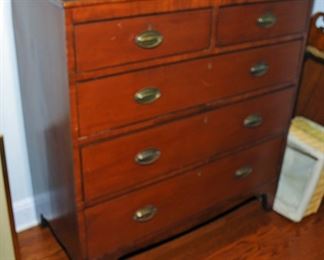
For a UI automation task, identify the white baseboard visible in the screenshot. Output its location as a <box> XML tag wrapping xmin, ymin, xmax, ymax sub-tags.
<box><xmin>13</xmin><ymin>197</ymin><xmax>39</xmax><ymax>232</ymax></box>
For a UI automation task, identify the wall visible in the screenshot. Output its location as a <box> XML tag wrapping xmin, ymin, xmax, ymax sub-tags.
<box><xmin>0</xmin><ymin>0</ymin><xmax>37</xmax><ymax>232</ymax></box>
<box><xmin>313</xmin><ymin>0</ymin><xmax>324</xmax><ymax>13</ymax></box>
<box><xmin>0</xmin><ymin>0</ymin><xmax>323</xmax><ymax>232</ymax></box>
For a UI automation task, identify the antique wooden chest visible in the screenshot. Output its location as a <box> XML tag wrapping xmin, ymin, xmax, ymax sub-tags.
<box><xmin>13</xmin><ymin>0</ymin><xmax>313</xmax><ymax>258</ymax></box>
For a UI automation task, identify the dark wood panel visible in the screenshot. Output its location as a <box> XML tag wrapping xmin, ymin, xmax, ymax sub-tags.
<box><xmin>77</xmin><ymin>41</ymin><xmax>302</xmax><ymax>136</ymax></box>
<box><xmin>81</xmin><ymin>88</ymin><xmax>295</xmax><ymax>202</ymax></box>
<box><xmin>217</xmin><ymin>0</ymin><xmax>309</xmax><ymax>46</ymax></box>
<box><xmin>309</xmin><ymin>13</ymin><xmax>324</xmax><ymax>52</ymax></box>
<box><xmin>296</xmin><ymin>58</ymin><xmax>324</xmax><ymax>125</ymax></box>
<box><xmin>74</xmin><ymin>9</ymin><xmax>212</xmax><ymax>72</ymax></box>
<box><xmin>85</xmin><ymin>137</ymin><xmax>284</xmax><ymax>259</ymax></box>
<box><xmin>296</xmin><ymin>13</ymin><xmax>324</xmax><ymax>125</ymax></box>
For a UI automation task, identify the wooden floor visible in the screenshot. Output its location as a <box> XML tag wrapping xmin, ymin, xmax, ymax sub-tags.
<box><xmin>18</xmin><ymin>199</ymin><xmax>324</xmax><ymax>260</ymax></box>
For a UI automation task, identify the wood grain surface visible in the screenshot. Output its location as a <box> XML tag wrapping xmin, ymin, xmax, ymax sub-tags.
<box><xmin>68</xmin><ymin>0</ymin><xmax>311</xmax><ymax>81</ymax></box>
<box><xmin>13</xmin><ymin>0</ymin><xmax>313</xmax><ymax>258</ymax></box>
<box><xmin>85</xmin><ymin>138</ymin><xmax>284</xmax><ymax>258</ymax></box>
<box><xmin>74</xmin><ymin>9</ymin><xmax>212</xmax><ymax>72</ymax></box>
<box><xmin>18</xmin><ymin>226</ymin><xmax>67</xmax><ymax>260</ymax></box>
<box><xmin>18</xmin><ymin>200</ymin><xmax>324</xmax><ymax>260</ymax></box>
<box><xmin>216</xmin><ymin>0</ymin><xmax>309</xmax><ymax>46</ymax></box>
<box><xmin>130</xmin><ymin>200</ymin><xmax>324</xmax><ymax>260</ymax></box>
<box><xmin>77</xmin><ymin>41</ymin><xmax>302</xmax><ymax>137</ymax></box>
<box><xmin>296</xmin><ymin>12</ymin><xmax>324</xmax><ymax>125</ymax></box>
<box><xmin>297</xmin><ymin>58</ymin><xmax>324</xmax><ymax>125</ymax></box>
<box><xmin>81</xmin><ymin>88</ymin><xmax>295</xmax><ymax>202</ymax></box>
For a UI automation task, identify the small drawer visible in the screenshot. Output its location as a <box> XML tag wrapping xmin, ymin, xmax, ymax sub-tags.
<box><xmin>216</xmin><ymin>0</ymin><xmax>309</xmax><ymax>46</ymax></box>
<box><xmin>85</xmin><ymin>137</ymin><xmax>284</xmax><ymax>258</ymax></box>
<box><xmin>77</xmin><ymin>41</ymin><xmax>302</xmax><ymax>137</ymax></box>
<box><xmin>74</xmin><ymin>9</ymin><xmax>212</xmax><ymax>72</ymax></box>
<box><xmin>81</xmin><ymin>88</ymin><xmax>295</xmax><ymax>202</ymax></box>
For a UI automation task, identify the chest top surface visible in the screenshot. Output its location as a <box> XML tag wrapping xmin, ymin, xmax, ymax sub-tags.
<box><xmin>52</xmin><ymin>0</ymin><xmax>283</xmax><ymax>8</ymax></box>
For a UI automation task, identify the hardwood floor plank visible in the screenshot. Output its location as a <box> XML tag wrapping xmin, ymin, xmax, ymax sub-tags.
<box><xmin>130</xmin><ymin>200</ymin><xmax>324</xmax><ymax>260</ymax></box>
<box><xmin>18</xmin><ymin>227</ymin><xmax>68</xmax><ymax>260</ymax></box>
<box><xmin>18</xmin><ymin>200</ymin><xmax>324</xmax><ymax>260</ymax></box>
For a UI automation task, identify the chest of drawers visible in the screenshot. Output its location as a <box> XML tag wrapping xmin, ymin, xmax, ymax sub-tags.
<box><xmin>13</xmin><ymin>0</ymin><xmax>313</xmax><ymax>259</ymax></box>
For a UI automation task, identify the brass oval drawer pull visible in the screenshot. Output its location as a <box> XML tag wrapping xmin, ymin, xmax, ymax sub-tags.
<box><xmin>133</xmin><ymin>205</ymin><xmax>157</xmax><ymax>222</ymax></box>
<box><xmin>135</xmin><ymin>148</ymin><xmax>161</xmax><ymax>165</ymax></box>
<box><xmin>250</xmin><ymin>62</ymin><xmax>269</xmax><ymax>77</ymax></box>
<box><xmin>244</xmin><ymin>114</ymin><xmax>263</xmax><ymax>128</ymax></box>
<box><xmin>134</xmin><ymin>87</ymin><xmax>161</xmax><ymax>104</ymax></box>
<box><xmin>235</xmin><ymin>166</ymin><xmax>253</xmax><ymax>179</ymax></box>
<box><xmin>257</xmin><ymin>12</ymin><xmax>277</xmax><ymax>28</ymax></box>
<box><xmin>135</xmin><ymin>30</ymin><xmax>164</xmax><ymax>49</ymax></box>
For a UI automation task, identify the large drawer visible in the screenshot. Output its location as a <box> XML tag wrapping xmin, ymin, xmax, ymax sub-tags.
<box><xmin>74</xmin><ymin>9</ymin><xmax>212</xmax><ymax>72</ymax></box>
<box><xmin>216</xmin><ymin>0</ymin><xmax>309</xmax><ymax>46</ymax></box>
<box><xmin>81</xmin><ymin>88</ymin><xmax>295</xmax><ymax>201</ymax></box>
<box><xmin>77</xmin><ymin>41</ymin><xmax>302</xmax><ymax>137</ymax></box>
<box><xmin>85</xmin><ymin>137</ymin><xmax>284</xmax><ymax>258</ymax></box>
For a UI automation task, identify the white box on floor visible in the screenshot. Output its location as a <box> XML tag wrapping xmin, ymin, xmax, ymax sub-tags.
<box><xmin>274</xmin><ymin>117</ymin><xmax>324</xmax><ymax>222</ymax></box>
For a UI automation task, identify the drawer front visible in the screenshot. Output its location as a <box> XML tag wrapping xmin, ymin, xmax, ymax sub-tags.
<box><xmin>74</xmin><ymin>9</ymin><xmax>212</xmax><ymax>72</ymax></box>
<box><xmin>86</xmin><ymin>137</ymin><xmax>284</xmax><ymax>258</ymax></box>
<box><xmin>81</xmin><ymin>88</ymin><xmax>294</xmax><ymax>201</ymax></box>
<box><xmin>77</xmin><ymin>41</ymin><xmax>302</xmax><ymax>136</ymax></box>
<box><xmin>216</xmin><ymin>0</ymin><xmax>309</xmax><ymax>46</ymax></box>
